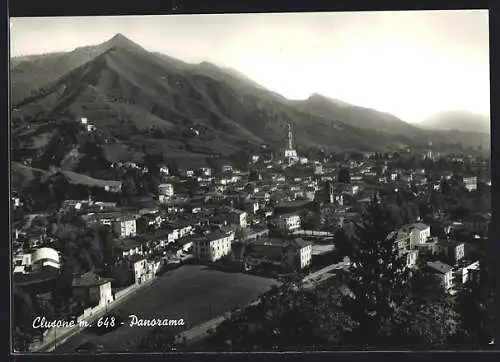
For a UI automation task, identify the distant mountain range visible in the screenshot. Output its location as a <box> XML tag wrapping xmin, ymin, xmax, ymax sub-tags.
<box><xmin>419</xmin><ymin>110</ymin><xmax>490</xmax><ymax>134</ymax></box>
<box><xmin>10</xmin><ymin>34</ymin><xmax>490</xmax><ymax>175</ymax></box>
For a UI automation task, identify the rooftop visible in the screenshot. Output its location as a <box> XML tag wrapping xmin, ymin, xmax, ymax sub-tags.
<box><xmin>129</xmin><ymin>254</ymin><xmax>145</xmax><ymax>264</ymax></box>
<box><xmin>275</xmin><ymin>200</ymin><xmax>313</xmax><ymax>209</ymax></box>
<box><xmin>114</xmin><ymin>238</ymin><xmax>143</xmax><ymax>250</ymax></box>
<box><xmin>72</xmin><ymin>271</ymin><xmax>112</xmax><ymax>287</ymax></box>
<box><xmin>411</xmin><ymin>222</ymin><xmax>430</xmax><ymax>231</ymax></box>
<box><xmin>427</xmin><ymin>260</ymin><xmax>453</xmax><ymax>274</ymax></box>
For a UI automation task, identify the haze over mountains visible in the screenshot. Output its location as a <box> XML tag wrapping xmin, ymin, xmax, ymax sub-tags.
<box><xmin>419</xmin><ymin>110</ymin><xmax>490</xmax><ymax>134</ymax></box>
<box><xmin>10</xmin><ymin>34</ymin><xmax>490</xmax><ymax>177</ymax></box>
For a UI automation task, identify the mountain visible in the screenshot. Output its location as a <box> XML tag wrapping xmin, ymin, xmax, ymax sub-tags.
<box><xmin>10</xmin><ymin>34</ymin><xmax>490</xmax><ymax>174</ymax></box>
<box><xmin>419</xmin><ymin>110</ymin><xmax>490</xmax><ymax>134</ymax></box>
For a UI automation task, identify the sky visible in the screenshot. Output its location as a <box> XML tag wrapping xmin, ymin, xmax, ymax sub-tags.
<box><xmin>10</xmin><ymin>10</ymin><xmax>490</xmax><ymax>123</ymax></box>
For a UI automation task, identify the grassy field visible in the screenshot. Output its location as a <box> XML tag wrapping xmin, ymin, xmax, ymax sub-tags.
<box><xmin>60</xmin><ymin>170</ymin><xmax>121</xmax><ymax>187</ymax></box>
<box><xmin>11</xmin><ymin>162</ymin><xmax>51</xmax><ymax>189</ymax></box>
<box><xmin>56</xmin><ymin>265</ymin><xmax>278</xmax><ymax>352</ymax></box>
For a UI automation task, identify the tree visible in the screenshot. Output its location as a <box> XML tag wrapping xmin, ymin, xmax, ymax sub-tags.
<box><xmin>453</xmin><ymin>239</ymin><xmax>495</xmax><ymax>347</ymax></box>
<box><xmin>143</xmin><ymin>153</ymin><xmax>163</xmax><ymax>178</ymax></box>
<box><xmin>339</xmin><ymin>195</ymin><xmax>410</xmax><ymax>346</ymax></box>
<box><xmin>382</xmin><ymin>269</ymin><xmax>459</xmax><ymax>347</ymax></box>
<box><xmin>13</xmin><ymin>287</ymin><xmax>36</xmax><ymax>351</ymax></box>
<box><xmin>202</xmin><ymin>281</ymin><xmax>356</xmax><ymax>351</ymax></box>
<box><xmin>121</xmin><ymin>170</ymin><xmax>138</xmax><ymax>197</ymax></box>
<box><xmin>99</xmin><ymin>227</ymin><xmax>116</xmax><ymax>266</ymax></box>
<box><xmin>337</xmin><ymin>167</ymin><xmax>351</xmax><ymax>184</ymax></box>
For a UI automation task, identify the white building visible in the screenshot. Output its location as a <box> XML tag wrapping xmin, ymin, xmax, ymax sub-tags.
<box><xmin>129</xmin><ymin>255</ymin><xmax>158</xmax><ymax>284</ymax></box>
<box><xmin>464</xmin><ymin>176</ymin><xmax>478</xmax><ymax>192</ymax></box>
<box><xmin>455</xmin><ymin>260</ymin><xmax>480</xmax><ymax>284</ymax></box>
<box><xmin>408</xmin><ymin>223</ymin><xmax>431</xmax><ymax>246</ymax></box>
<box><xmin>405</xmin><ymin>250</ymin><xmax>419</xmax><ymax>268</ymax></box>
<box><xmin>159</xmin><ymin>166</ymin><xmax>170</xmax><ymax>176</ymax></box>
<box><xmin>13</xmin><ymin>248</ymin><xmax>61</xmax><ymax>274</ymax></box>
<box><xmin>113</xmin><ymin>218</ymin><xmax>137</xmax><ymax>238</ymax></box>
<box><xmin>222</xmin><ymin>207</ymin><xmax>248</xmax><ymax>228</ymax></box>
<box><xmin>199</xmin><ymin>167</ymin><xmax>212</xmax><ymax>176</ymax></box>
<box><xmin>104</xmin><ymin>181</ymin><xmax>122</xmax><ymax>193</ymax></box>
<box><xmin>222</xmin><ymin>165</ymin><xmax>233</xmax><ymax>173</ymax></box>
<box><xmin>286</xmin><ymin>238</ymin><xmax>313</xmax><ymax>270</ymax></box>
<box><xmin>192</xmin><ymin>229</ymin><xmax>235</xmax><ymax>262</ymax></box>
<box><xmin>273</xmin><ymin>213</ymin><xmax>301</xmax><ymax>235</ymax></box>
<box><xmin>158</xmin><ymin>183</ymin><xmax>174</xmax><ymax>197</ymax></box>
<box><xmin>31</xmin><ymin>247</ymin><xmax>60</xmax><ymax>271</ymax></box>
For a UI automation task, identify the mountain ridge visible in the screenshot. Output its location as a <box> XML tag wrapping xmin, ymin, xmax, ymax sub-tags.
<box><xmin>10</xmin><ymin>34</ymin><xmax>490</xmax><ymax>173</ymax></box>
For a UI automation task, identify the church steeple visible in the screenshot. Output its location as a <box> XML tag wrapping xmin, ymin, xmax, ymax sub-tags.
<box><xmin>287</xmin><ymin>123</ymin><xmax>293</xmax><ymax>150</ymax></box>
<box><xmin>283</xmin><ymin>122</ymin><xmax>298</xmax><ymax>163</ymax></box>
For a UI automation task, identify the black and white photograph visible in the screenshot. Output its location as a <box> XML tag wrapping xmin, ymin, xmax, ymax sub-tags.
<box><xmin>9</xmin><ymin>10</ymin><xmax>493</xmax><ymax>353</ymax></box>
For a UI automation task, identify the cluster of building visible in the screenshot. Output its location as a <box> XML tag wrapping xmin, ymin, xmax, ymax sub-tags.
<box><xmin>388</xmin><ymin>222</ymin><xmax>480</xmax><ymax>294</ymax></box>
<box><xmin>11</xmin><ymin>122</ymin><xmax>490</xmax><ymax>347</ymax></box>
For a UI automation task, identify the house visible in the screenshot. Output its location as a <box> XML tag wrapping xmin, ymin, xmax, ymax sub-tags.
<box><xmin>454</xmin><ymin>260</ymin><xmax>480</xmax><ymax>285</ymax></box>
<box><xmin>167</xmin><ymin>221</ymin><xmax>194</xmax><ymax>239</ymax></box>
<box><xmin>114</xmin><ymin>238</ymin><xmax>143</xmax><ymax>259</ymax></box>
<box><xmin>286</xmin><ymin>238</ymin><xmax>313</xmax><ymax>270</ymax></box>
<box><xmin>30</xmin><ymin>247</ymin><xmax>61</xmax><ymax>272</ymax></box>
<box><xmin>176</xmin><ymin>236</ymin><xmax>194</xmax><ymax>253</ymax></box>
<box><xmin>244</xmin><ymin>199</ymin><xmax>259</xmax><ymax>214</ymax></box>
<box><xmin>405</xmin><ymin>250</ymin><xmax>419</xmax><ymax>268</ymax></box>
<box><xmin>112</xmin><ymin>217</ymin><xmax>137</xmax><ymax>238</ymax></box>
<box><xmin>128</xmin><ymin>255</ymin><xmax>157</xmax><ymax>284</ymax></box>
<box><xmin>246</xmin><ymin>238</ymin><xmax>312</xmax><ymax>271</ymax></box>
<box><xmin>427</xmin><ymin>261</ymin><xmax>454</xmax><ymax>291</ymax></box>
<box><xmin>141</xmin><ymin>229</ymin><xmax>177</xmax><ymax>249</ymax></box>
<box><xmin>159</xmin><ymin>166</ymin><xmax>170</xmax><ymax>176</ymax></box>
<box><xmin>404</xmin><ymin>223</ymin><xmax>431</xmax><ymax>246</ymax></box>
<box><xmin>222</xmin><ymin>165</ymin><xmax>233</xmax><ymax>173</ymax></box>
<box><xmin>103</xmin><ymin>181</ymin><xmax>122</xmax><ymax>193</ymax></box>
<box><xmin>12</xmin><ymin>196</ymin><xmax>21</xmax><ymax>208</ymax></box>
<box><xmin>192</xmin><ymin>229</ymin><xmax>235</xmax><ymax>262</ymax></box>
<box><xmin>220</xmin><ymin>207</ymin><xmax>248</xmax><ymax>228</ymax></box>
<box><xmin>438</xmin><ymin>239</ymin><xmax>465</xmax><ymax>265</ymax></box>
<box><xmin>158</xmin><ymin>183</ymin><xmax>174</xmax><ymax>197</ymax></box>
<box><xmin>199</xmin><ymin>167</ymin><xmax>212</xmax><ymax>176</ymax></box>
<box><xmin>271</xmin><ymin>213</ymin><xmax>301</xmax><ymax>235</ymax></box>
<box><xmin>463</xmin><ymin>176</ymin><xmax>478</xmax><ymax>192</ymax></box>
<box><xmin>136</xmin><ymin>213</ymin><xmax>163</xmax><ymax>233</ymax></box>
<box><xmin>388</xmin><ymin>229</ymin><xmax>411</xmax><ymax>255</ymax></box>
<box><xmin>239</xmin><ymin>225</ymin><xmax>269</xmax><ymax>242</ymax></box>
<box><xmin>387</xmin><ymin>230</ymin><xmax>418</xmax><ymax>268</ymax></box>
<box><xmin>89</xmin><ymin>202</ymin><xmax>117</xmax><ymax>212</ymax></box>
<box><xmin>61</xmin><ymin>199</ymin><xmax>91</xmax><ymax>211</ymax></box>
<box><xmin>72</xmin><ymin>271</ymin><xmax>114</xmax><ymax>307</ymax></box>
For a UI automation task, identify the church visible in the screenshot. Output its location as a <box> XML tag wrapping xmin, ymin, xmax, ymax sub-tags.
<box><xmin>283</xmin><ymin>123</ymin><xmax>299</xmax><ymax>164</ymax></box>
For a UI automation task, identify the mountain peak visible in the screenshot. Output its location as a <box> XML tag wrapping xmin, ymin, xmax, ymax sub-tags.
<box><xmin>307</xmin><ymin>93</ymin><xmax>351</xmax><ymax>107</ymax></box>
<box><xmin>105</xmin><ymin>33</ymin><xmax>143</xmax><ymax>51</ymax></box>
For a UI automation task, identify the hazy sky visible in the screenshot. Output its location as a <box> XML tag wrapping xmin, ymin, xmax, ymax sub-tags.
<box><xmin>10</xmin><ymin>10</ymin><xmax>490</xmax><ymax>123</ymax></box>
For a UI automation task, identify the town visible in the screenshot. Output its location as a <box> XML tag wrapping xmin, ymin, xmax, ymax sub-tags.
<box><xmin>12</xmin><ymin>118</ymin><xmax>491</xmax><ymax>352</ymax></box>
